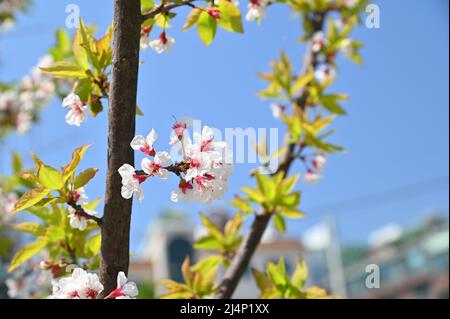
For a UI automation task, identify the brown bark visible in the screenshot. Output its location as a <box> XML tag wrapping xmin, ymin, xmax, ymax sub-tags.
<box><xmin>100</xmin><ymin>0</ymin><xmax>141</xmax><ymax>295</ymax></box>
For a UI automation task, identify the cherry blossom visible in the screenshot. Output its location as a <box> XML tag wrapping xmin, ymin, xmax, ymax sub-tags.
<box><xmin>131</xmin><ymin>128</ymin><xmax>158</xmax><ymax>156</ymax></box>
<box><xmin>140</xmin><ymin>25</ymin><xmax>152</xmax><ymax>50</ymax></box>
<box><xmin>0</xmin><ymin>188</ymin><xmax>17</xmax><ymax>222</ymax></box>
<box><xmin>68</xmin><ymin>207</ymin><xmax>97</xmax><ymax>231</ymax></box>
<box><xmin>314</xmin><ymin>64</ymin><xmax>336</xmax><ymax>84</ymax></box>
<box><xmin>48</xmin><ymin>268</ymin><xmax>104</xmax><ymax>299</ymax></box>
<box><xmin>208</xmin><ymin>8</ymin><xmax>221</xmax><ymax>20</ymax></box>
<box><xmin>62</xmin><ymin>93</ymin><xmax>88</xmax><ymax>126</ymax></box>
<box><xmin>246</xmin><ymin>0</ymin><xmax>268</xmax><ymax>22</ymax></box>
<box><xmin>270</xmin><ymin>103</ymin><xmax>286</xmax><ymax>119</ymax></box>
<box><xmin>149</xmin><ymin>32</ymin><xmax>175</xmax><ymax>54</ymax></box>
<box><xmin>124</xmin><ymin>120</ymin><xmax>232</xmax><ymax>204</ymax></box>
<box><xmin>311</xmin><ymin>31</ymin><xmax>326</xmax><ymax>53</ymax></box>
<box><xmin>141</xmin><ymin>152</ymin><xmax>171</xmax><ymax>179</ymax></box>
<box><xmin>312</xmin><ymin>153</ymin><xmax>327</xmax><ymax>171</ymax></box>
<box><xmin>304</xmin><ymin>170</ymin><xmax>320</xmax><ymax>183</ymax></box>
<box><xmin>106</xmin><ymin>272</ymin><xmax>139</xmax><ymax>299</ymax></box>
<box><xmin>118</xmin><ymin>164</ymin><xmax>145</xmax><ymax>201</ymax></box>
<box><xmin>1</xmin><ymin>54</ymin><xmax>56</xmax><ymax>136</ymax></box>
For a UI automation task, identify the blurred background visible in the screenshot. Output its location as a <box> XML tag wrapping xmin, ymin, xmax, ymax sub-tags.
<box><xmin>0</xmin><ymin>0</ymin><xmax>448</xmax><ymax>298</ymax></box>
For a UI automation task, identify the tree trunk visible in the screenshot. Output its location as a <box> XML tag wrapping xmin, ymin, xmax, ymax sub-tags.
<box><xmin>100</xmin><ymin>0</ymin><xmax>141</xmax><ymax>295</ymax></box>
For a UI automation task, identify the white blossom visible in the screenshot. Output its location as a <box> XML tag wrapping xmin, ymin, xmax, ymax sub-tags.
<box><xmin>108</xmin><ymin>272</ymin><xmax>139</xmax><ymax>299</ymax></box>
<box><xmin>246</xmin><ymin>0</ymin><xmax>268</xmax><ymax>22</ymax></box>
<box><xmin>141</xmin><ymin>151</ymin><xmax>171</xmax><ymax>179</ymax></box>
<box><xmin>62</xmin><ymin>93</ymin><xmax>87</xmax><ymax>127</ymax></box>
<box><xmin>314</xmin><ymin>64</ymin><xmax>336</xmax><ymax>84</ymax></box>
<box><xmin>48</xmin><ymin>268</ymin><xmax>104</xmax><ymax>299</ymax></box>
<box><xmin>149</xmin><ymin>32</ymin><xmax>175</xmax><ymax>54</ymax></box>
<box><xmin>118</xmin><ymin>164</ymin><xmax>145</xmax><ymax>201</ymax></box>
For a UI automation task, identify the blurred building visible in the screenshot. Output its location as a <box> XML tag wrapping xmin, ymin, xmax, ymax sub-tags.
<box><xmin>343</xmin><ymin>215</ymin><xmax>449</xmax><ymax>298</ymax></box>
<box><xmin>130</xmin><ymin>211</ymin><xmax>304</xmax><ymax>298</ymax></box>
<box><xmin>131</xmin><ymin>210</ymin><xmax>448</xmax><ymax>299</ymax></box>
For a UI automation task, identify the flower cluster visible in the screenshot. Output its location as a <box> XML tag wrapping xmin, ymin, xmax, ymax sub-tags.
<box><xmin>0</xmin><ymin>55</ymin><xmax>56</xmax><ymax>136</ymax></box>
<box><xmin>0</xmin><ymin>0</ymin><xmax>28</xmax><ymax>31</ymax></box>
<box><xmin>303</xmin><ymin>153</ymin><xmax>327</xmax><ymax>183</ymax></box>
<box><xmin>6</xmin><ymin>261</ymin><xmax>52</xmax><ymax>299</ymax></box>
<box><xmin>119</xmin><ymin>119</ymin><xmax>233</xmax><ymax>204</ymax></box>
<box><xmin>48</xmin><ymin>268</ymin><xmax>138</xmax><ymax>299</ymax></box>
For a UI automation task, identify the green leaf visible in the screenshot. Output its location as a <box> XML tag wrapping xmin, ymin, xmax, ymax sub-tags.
<box><xmin>11</xmin><ymin>222</ymin><xmax>46</xmax><ymax>236</ymax></box>
<box><xmin>89</xmin><ymin>99</ymin><xmax>103</xmax><ymax>117</ymax></box>
<box><xmin>136</xmin><ymin>105</ymin><xmax>144</xmax><ymax>116</ymax></box>
<box><xmin>194</xmin><ymin>235</ymin><xmax>222</xmax><ymax>250</ymax></box>
<box><xmin>217</xmin><ymin>0</ymin><xmax>244</xmax><ymax>33</ymax></box>
<box><xmin>197</xmin><ymin>11</ymin><xmax>217</xmax><ymax>46</ymax></box>
<box><xmin>62</xmin><ymin>145</ymin><xmax>91</xmax><ymax>182</ymax></box>
<box><xmin>199</xmin><ymin>213</ymin><xmax>223</xmax><ymax>242</ymax></box>
<box><xmin>85</xmin><ymin>233</ymin><xmax>101</xmax><ymax>257</ymax></box>
<box><xmin>183</xmin><ymin>8</ymin><xmax>202</xmax><ymax>31</ymax></box>
<box><xmin>252</xmin><ymin>268</ymin><xmax>274</xmax><ymax>293</ymax></box>
<box><xmin>256</xmin><ymin>173</ymin><xmax>276</xmax><ymax>203</ymax></box>
<box><xmin>13</xmin><ymin>188</ymin><xmax>51</xmax><ymax>213</ymax></box>
<box><xmin>229</xmin><ymin>196</ymin><xmax>253</xmax><ymax>213</ymax></box>
<box><xmin>279</xmin><ymin>208</ymin><xmax>304</xmax><ymax>219</ymax></box>
<box><xmin>267</xmin><ymin>262</ymin><xmax>288</xmax><ymax>289</ymax></box>
<box><xmin>38</xmin><ymin>165</ymin><xmax>64</xmax><ymax>190</ymax></box>
<box><xmin>191</xmin><ymin>255</ymin><xmax>223</xmax><ymax>273</ymax></box>
<box><xmin>319</xmin><ymin>94</ymin><xmax>348</xmax><ymax>115</ymax></box>
<box><xmin>40</xmin><ymin>61</ymin><xmax>87</xmax><ymax>79</ymax></box>
<box><xmin>8</xmin><ymin>237</ymin><xmax>48</xmax><ymax>272</ymax></box>
<box><xmin>12</xmin><ymin>152</ymin><xmax>22</xmax><ymax>174</ymax></box>
<box><xmin>278</xmin><ymin>174</ymin><xmax>299</xmax><ymax>196</ymax></box>
<box><xmin>278</xmin><ymin>192</ymin><xmax>301</xmax><ymax>208</ymax></box>
<box><xmin>242</xmin><ymin>187</ymin><xmax>266</xmax><ymax>204</ymax></box>
<box><xmin>292</xmin><ymin>72</ymin><xmax>314</xmax><ymax>94</ymax></box>
<box><xmin>273</xmin><ymin>214</ymin><xmax>286</xmax><ymax>233</ymax></box>
<box><xmin>79</xmin><ymin>18</ymin><xmax>100</xmax><ymax>71</ymax></box>
<box><xmin>291</xmin><ymin>260</ymin><xmax>308</xmax><ymax>289</ymax></box>
<box><xmin>74</xmin><ymin>168</ymin><xmax>99</xmax><ymax>189</ymax></box>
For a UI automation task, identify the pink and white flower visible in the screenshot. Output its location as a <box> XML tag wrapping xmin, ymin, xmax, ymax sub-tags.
<box><xmin>106</xmin><ymin>272</ymin><xmax>139</xmax><ymax>299</ymax></box>
<box><xmin>311</xmin><ymin>31</ymin><xmax>326</xmax><ymax>53</ymax></box>
<box><xmin>118</xmin><ymin>164</ymin><xmax>145</xmax><ymax>201</ymax></box>
<box><xmin>149</xmin><ymin>32</ymin><xmax>175</xmax><ymax>54</ymax></box>
<box><xmin>304</xmin><ymin>170</ymin><xmax>320</xmax><ymax>183</ymax></box>
<box><xmin>270</xmin><ymin>103</ymin><xmax>286</xmax><ymax>119</ymax></box>
<box><xmin>245</xmin><ymin>0</ymin><xmax>268</xmax><ymax>22</ymax></box>
<box><xmin>48</xmin><ymin>268</ymin><xmax>104</xmax><ymax>299</ymax></box>
<box><xmin>62</xmin><ymin>93</ymin><xmax>87</xmax><ymax>127</ymax></box>
<box><xmin>314</xmin><ymin>64</ymin><xmax>336</xmax><ymax>84</ymax></box>
<box><xmin>68</xmin><ymin>208</ymin><xmax>97</xmax><ymax>231</ymax></box>
<box><xmin>141</xmin><ymin>151</ymin><xmax>171</xmax><ymax>179</ymax></box>
<box><xmin>131</xmin><ymin>128</ymin><xmax>158</xmax><ymax>156</ymax></box>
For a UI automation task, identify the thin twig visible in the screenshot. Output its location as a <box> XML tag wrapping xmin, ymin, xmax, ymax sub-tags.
<box><xmin>67</xmin><ymin>199</ymin><xmax>103</xmax><ymax>225</ymax></box>
<box><xmin>141</xmin><ymin>0</ymin><xmax>197</xmax><ymax>22</ymax></box>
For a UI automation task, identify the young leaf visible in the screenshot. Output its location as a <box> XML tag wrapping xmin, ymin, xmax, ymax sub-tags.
<box><xmin>273</xmin><ymin>214</ymin><xmax>286</xmax><ymax>233</ymax></box>
<box><xmin>62</xmin><ymin>145</ymin><xmax>91</xmax><ymax>181</ymax></box>
<box><xmin>38</xmin><ymin>165</ymin><xmax>64</xmax><ymax>190</ymax></box>
<box><xmin>194</xmin><ymin>235</ymin><xmax>222</xmax><ymax>250</ymax></box>
<box><xmin>183</xmin><ymin>8</ymin><xmax>202</xmax><ymax>31</ymax></box>
<box><xmin>11</xmin><ymin>222</ymin><xmax>46</xmax><ymax>236</ymax></box>
<box><xmin>40</xmin><ymin>61</ymin><xmax>87</xmax><ymax>79</ymax></box>
<box><xmin>197</xmin><ymin>11</ymin><xmax>217</xmax><ymax>46</ymax></box>
<box><xmin>291</xmin><ymin>259</ymin><xmax>308</xmax><ymax>289</ymax></box>
<box><xmin>8</xmin><ymin>237</ymin><xmax>48</xmax><ymax>272</ymax></box>
<box><xmin>74</xmin><ymin>168</ymin><xmax>99</xmax><ymax>189</ymax></box>
<box><xmin>13</xmin><ymin>188</ymin><xmax>51</xmax><ymax>213</ymax></box>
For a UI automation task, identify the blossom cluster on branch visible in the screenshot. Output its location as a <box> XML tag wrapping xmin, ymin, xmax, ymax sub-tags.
<box><xmin>119</xmin><ymin>119</ymin><xmax>233</xmax><ymax>204</ymax></box>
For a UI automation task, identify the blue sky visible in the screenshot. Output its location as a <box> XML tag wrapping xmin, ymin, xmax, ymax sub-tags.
<box><xmin>1</xmin><ymin>0</ymin><xmax>448</xmax><ymax>253</ymax></box>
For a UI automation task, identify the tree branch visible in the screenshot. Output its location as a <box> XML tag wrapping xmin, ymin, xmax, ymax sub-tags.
<box><xmin>100</xmin><ymin>0</ymin><xmax>141</xmax><ymax>296</ymax></box>
<box><xmin>214</xmin><ymin>12</ymin><xmax>327</xmax><ymax>299</ymax></box>
<box><xmin>141</xmin><ymin>0</ymin><xmax>197</xmax><ymax>22</ymax></box>
<box><xmin>67</xmin><ymin>199</ymin><xmax>103</xmax><ymax>225</ymax></box>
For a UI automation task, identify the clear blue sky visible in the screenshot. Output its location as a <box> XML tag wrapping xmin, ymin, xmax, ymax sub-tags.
<box><xmin>1</xmin><ymin>0</ymin><xmax>448</xmax><ymax>252</ymax></box>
